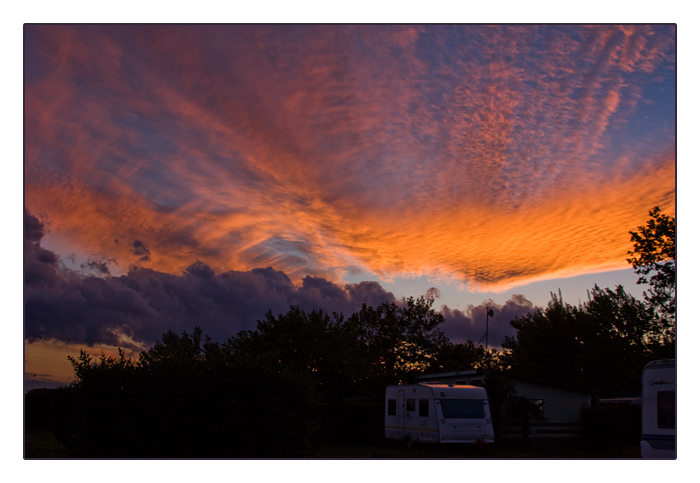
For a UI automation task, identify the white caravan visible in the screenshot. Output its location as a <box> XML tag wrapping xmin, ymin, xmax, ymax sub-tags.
<box><xmin>641</xmin><ymin>359</ymin><xmax>676</xmax><ymax>459</ymax></box>
<box><xmin>385</xmin><ymin>383</ymin><xmax>494</xmax><ymax>446</ymax></box>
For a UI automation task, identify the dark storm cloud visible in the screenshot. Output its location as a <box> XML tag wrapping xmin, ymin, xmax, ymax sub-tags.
<box><xmin>23</xmin><ymin>208</ymin><xmax>60</xmax><ymax>287</ymax></box>
<box><xmin>439</xmin><ymin>294</ymin><xmax>538</xmax><ymax>348</ymax></box>
<box><xmin>25</xmin><ymin>208</ymin><xmax>538</xmax><ymax>351</ymax></box>
<box><xmin>24</xmin><ymin>209</ymin><xmax>399</xmax><ymax>348</ymax></box>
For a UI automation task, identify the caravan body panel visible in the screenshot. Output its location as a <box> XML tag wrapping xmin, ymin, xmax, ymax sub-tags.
<box><xmin>385</xmin><ymin>383</ymin><xmax>494</xmax><ymax>445</ymax></box>
<box><xmin>641</xmin><ymin>359</ymin><xmax>676</xmax><ymax>459</ymax></box>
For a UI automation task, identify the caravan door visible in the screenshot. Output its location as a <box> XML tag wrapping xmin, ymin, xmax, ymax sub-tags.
<box><xmin>398</xmin><ymin>390</ymin><xmax>406</xmax><ymax>433</ymax></box>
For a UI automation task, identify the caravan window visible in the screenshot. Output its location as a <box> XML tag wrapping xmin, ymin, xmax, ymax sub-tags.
<box><xmin>440</xmin><ymin>399</ymin><xmax>485</xmax><ymax>419</ymax></box>
<box><xmin>419</xmin><ymin>399</ymin><xmax>429</xmax><ymax>417</ymax></box>
<box><xmin>406</xmin><ymin>399</ymin><xmax>416</xmax><ymax>412</ymax></box>
<box><xmin>388</xmin><ymin>399</ymin><xmax>397</xmax><ymax>416</ymax></box>
<box><xmin>657</xmin><ymin>391</ymin><xmax>675</xmax><ymax>429</ymax></box>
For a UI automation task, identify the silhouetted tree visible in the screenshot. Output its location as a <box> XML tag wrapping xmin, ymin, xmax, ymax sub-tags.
<box><xmin>62</xmin><ymin>296</ymin><xmax>452</xmax><ymax>456</ymax></box>
<box><xmin>228</xmin><ymin>307</ymin><xmax>360</xmax><ymax>400</ymax></box>
<box><xmin>66</xmin><ymin>327</ymin><xmax>321</xmax><ymax>457</ymax></box>
<box><xmin>428</xmin><ymin>340</ymin><xmax>489</xmax><ymax>373</ymax></box>
<box><xmin>344</xmin><ymin>297</ymin><xmax>449</xmax><ymax>396</ymax></box>
<box><xmin>230</xmin><ymin>297</ymin><xmax>450</xmax><ymax>400</ymax></box>
<box><xmin>68</xmin><ymin>348</ymin><xmax>136</xmax><ymax>388</ymax></box>
<box><xmin>138</xmin><ymin>327</ymin><xmax>207</xmax><ymax>368</ymax></box>
<box><xmin>628</xmin><ymin>206</ymin><xmax>676</xmax><ymax>324</ymax></box>
<box><xmin>226</xmin><ymin>299</ymin><xmax>452</xmax><ymax>444</ymax></box>
<box><xmin>501</xmin><ymin>286</ymin><xmax>671</xmax><ymax>398</ymax></box>
<box><xmin>66</xmin><ymin>349</ymin><xmax>140</xmax><ymax>456</ymax></box>
<box><xmin>501</xmin><ymin>291</ymin><xmax>582</xmax><ymax>386</ymax></box>
<box><xmin>584</xmin><ymin>284</ymin><xmax>674</xmax><ymax>361</ymax></box>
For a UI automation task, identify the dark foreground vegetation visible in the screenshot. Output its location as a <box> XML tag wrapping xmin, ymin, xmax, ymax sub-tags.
<box><xmin>24</xmin><ymin>208</ymin><xmax>674</xmax><ymax>459</ymax></box>
<box><xmin>23</xmin><ymin>291</ymin><xmax>667</xmax><ymax>458</ymax></box>
<box><xmin>24</xmin><ymin>426</ymin><xmax>642</xmax><ymax>459</ymax></box>
<box><xmin>26</xmin><ymin>380</ymin><xmax>643</xmax><ymax>459</ymax></box>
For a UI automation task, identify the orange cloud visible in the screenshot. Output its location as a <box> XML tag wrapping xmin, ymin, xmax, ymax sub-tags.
<box><xmin>24</xmin><ymin>25</ymin><xmax>675</xmax><ymax>291</ymax></box>
<box><xmin>25</xmin><ymin>149</ymin><xmax>675</xmax><ymax>291</ymax></box>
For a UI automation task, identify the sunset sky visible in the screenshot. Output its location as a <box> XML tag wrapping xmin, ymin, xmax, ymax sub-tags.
<box><xmin>23</xmin><ymin>24</ymin><xmax>676</xmax><ymax>390</ymax></box>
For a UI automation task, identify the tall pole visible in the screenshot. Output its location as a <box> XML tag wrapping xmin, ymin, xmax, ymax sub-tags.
<box><xmin>485</xmin><ymin>307</ymin><xmax>494</xmax><ymax>352</ymax></box>
<box><xmin>485</xmin><ymin>308</ymin><xmax>489</xmax><ymax>352</ymax></box>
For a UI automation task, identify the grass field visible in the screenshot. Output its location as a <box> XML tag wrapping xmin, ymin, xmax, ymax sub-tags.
<box><xmin>24</xmin><ymin>430</ymin><xmax>72</xmax><ymax>458</ymax></box>
<box><xmin>311</xmin><ymin>439</ymin><xmax>640</xmax><ymax>459</ymax></box>
<box><xmin>24</xmin><ymin>428</ymin><xmax>640</xmax><ymax>459</ymax></box>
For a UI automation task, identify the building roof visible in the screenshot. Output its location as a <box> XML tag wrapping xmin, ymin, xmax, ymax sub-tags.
<box><xmin>415</xmin><ymin>369</ymin><xmax>480</xmax><ymax>380</ymax></box>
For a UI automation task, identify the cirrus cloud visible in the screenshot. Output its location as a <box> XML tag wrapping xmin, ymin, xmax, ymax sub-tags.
<box><xmin>24</xmin><ymin>25</ymin><xmax>675</xmax><ymax>293</ymax></box>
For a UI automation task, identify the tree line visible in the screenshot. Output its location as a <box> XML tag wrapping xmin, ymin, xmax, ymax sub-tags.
<box><xmin>26</xmin><ymin>207</ymin><xmax>675</xmax><ymax>457</ymax></box>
